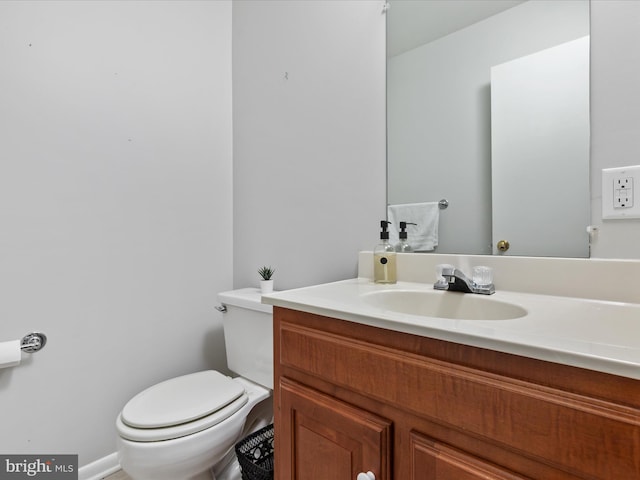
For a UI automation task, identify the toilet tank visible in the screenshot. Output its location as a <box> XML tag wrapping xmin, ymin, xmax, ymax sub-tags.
<box><xmin>218</xmin><ymin>288</ymin><xmax>273</xmax><ymax>389</ymax></box>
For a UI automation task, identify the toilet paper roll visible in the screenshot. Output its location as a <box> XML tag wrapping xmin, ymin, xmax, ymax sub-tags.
<box><xmin>0</xmin><ymin>340</ymin><xmax>21</xmax><ymax>369</ymax></box>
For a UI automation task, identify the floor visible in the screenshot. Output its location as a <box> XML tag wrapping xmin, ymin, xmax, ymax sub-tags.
<box><xmin>104</xmin><ymin>471</ymin><xmax>131</xmax><ymax>480</ymax></box>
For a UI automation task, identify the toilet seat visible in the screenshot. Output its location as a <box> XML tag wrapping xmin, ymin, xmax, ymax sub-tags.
<box><xmin>117</xmin><ymin>370</ymin><xmax>248</xmax><ymax>442</ymax></box>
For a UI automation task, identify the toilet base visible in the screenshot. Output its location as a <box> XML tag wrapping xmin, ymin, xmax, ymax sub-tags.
<box><xmin>190</xmin><ymin>471</ymin><xmax>213</xmax><ymax>480</ymax></box>
<box><xmin>213</xmin><ymin>456</ymin><xmax>242</xmax><ymax>480</ymax></box>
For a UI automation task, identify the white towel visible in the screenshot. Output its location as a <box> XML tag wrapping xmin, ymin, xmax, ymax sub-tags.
<box><xmin>387</xmin><ymin>202</ymin><xmax>439</xmax><ymax>251</ymax></box>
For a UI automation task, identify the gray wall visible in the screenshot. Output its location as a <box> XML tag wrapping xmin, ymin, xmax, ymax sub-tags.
<box><xmin>232</xmin><ymin>0</ymin><xmax>387</xmax><ymax>291</ymax></box>
<box><xmin>0</xmin><ymin>0</ymin><xmax>233</xmax><ymax>466</ymax></box>
<box><xmin>0</xmin><ymin>0</ymin><xmax>386</xmax><ymax>468</ymax></box>
<box><xmin>590</xmin><ymin>0</ymin><xmax>640</xmax><ymax>259</ymax></box>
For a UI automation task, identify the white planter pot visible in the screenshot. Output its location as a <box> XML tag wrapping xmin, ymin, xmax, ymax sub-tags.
<box><xmin>260</xmin><ymin>280</ymin><xmax>274</xmax><ymax>294</ymax></box>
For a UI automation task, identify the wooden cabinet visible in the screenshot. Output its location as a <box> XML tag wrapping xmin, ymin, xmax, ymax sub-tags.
<box><xmin>273</xmin><ymin>307</ymin><xmax>640</xmax><ymax>480</ymax></box>
<box><xmin>278</xmin><ymin>378</ymin><xmax>391</xmax><ymax>480</ymax></box>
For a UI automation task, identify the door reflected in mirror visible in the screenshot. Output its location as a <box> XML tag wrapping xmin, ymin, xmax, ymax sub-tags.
<box><xmin>387</xmin><ymin>0</ymin><xmax>590</xmax><ymax>257</ymax></box>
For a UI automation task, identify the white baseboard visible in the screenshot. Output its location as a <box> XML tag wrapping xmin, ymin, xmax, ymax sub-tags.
<box><xmin>79</xmin><ymin>452</ymin><xmax>120</xmax><ymax>480</ymax></box>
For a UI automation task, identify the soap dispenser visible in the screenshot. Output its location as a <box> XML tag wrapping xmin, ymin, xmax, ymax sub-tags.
<box><xmin>374</xmin><ymin>220</ymin><xmax>397</xmax><ymax>284</ymax></box>
<box><xmin>395</xmin><ymin>221</ymin><xmax>416</xmax><ymax>252</ymax></box>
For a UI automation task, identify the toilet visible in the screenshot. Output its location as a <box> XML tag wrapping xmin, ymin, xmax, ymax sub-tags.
<box><xmin>116</xmin><ymin>288</ymin><xmax>274</xmax><ymax>480</ymax></box>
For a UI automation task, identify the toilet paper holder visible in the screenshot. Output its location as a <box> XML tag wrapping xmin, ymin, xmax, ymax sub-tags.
<box><xmin>20</xmin><ymin>332</ymin><xmax>47</xmax><ymax>353</ymax></box>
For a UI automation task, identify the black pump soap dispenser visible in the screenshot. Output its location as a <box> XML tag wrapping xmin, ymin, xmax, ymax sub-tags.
<box><xmin>395</xmin><ymin>221</ymin><xmax>416</xmax><ymax>252</ymax></box>
<box><xmin>374</xmin><ymin>220</ymin><xmax>397</xmax><ymax>284</ymax></box>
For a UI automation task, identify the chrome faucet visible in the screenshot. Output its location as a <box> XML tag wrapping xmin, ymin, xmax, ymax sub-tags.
<box><xmin>434</xmin><ymin>266</ymin><xmax>495</xmax><ymax>295</ymax></box>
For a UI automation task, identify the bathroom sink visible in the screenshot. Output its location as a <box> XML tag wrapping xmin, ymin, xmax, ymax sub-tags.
<box><xmin>361</xmin><ymin>289</ymin><xmax>527</xmax><ymax>321</ymax></box>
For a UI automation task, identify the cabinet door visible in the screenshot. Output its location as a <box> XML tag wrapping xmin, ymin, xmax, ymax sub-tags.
<box><xmin>410</xmin><ymin>432</ymin><xmax>529</xmax><ymax>480</ymax></box>
<box><xmin>277</xmin><ymin>378</ymin><xmax>391</xmax><ymax>480</ymax></box>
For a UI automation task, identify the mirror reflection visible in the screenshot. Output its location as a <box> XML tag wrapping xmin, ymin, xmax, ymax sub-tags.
<box><xmin>387</xmin><ymin>0</ymin><xmax>590</xmax><ymax>257</ymax></box>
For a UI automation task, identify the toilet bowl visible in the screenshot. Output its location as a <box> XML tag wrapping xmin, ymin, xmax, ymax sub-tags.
<box><xmin>116</xmin><ymin>288</ymin><xmax>273</xmax><ymax>480</ymax></box>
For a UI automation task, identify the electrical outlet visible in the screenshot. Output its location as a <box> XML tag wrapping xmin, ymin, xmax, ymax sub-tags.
<box><xmin>602</xmin><ymin>166</ymin><xmax>640</xmax><ymax>219</ymax></box>
<box><xmin>613</xmin><ymin>176</ymin><xmax>633</xmax><ymax>208</ymax></box>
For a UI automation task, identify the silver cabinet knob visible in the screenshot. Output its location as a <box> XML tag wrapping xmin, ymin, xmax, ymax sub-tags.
<box><xmin>357</xmin><ymin>472</ymin><xmax>375</xmax><ymax>480</ymax></box>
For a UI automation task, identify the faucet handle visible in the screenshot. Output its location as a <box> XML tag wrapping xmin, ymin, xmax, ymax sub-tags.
<box><xmin>439</xmin><ymin>265</ymin><xmax>456</xmax><ymax>277</ymax></box>
<box><xmin>434</xmin><ymin>264</ymin><xmax>454</xmax><ymax>289</ymax></box>
<box><xmin>436</xmin><ymin>264</ymin><xmax>455</xmax><ymax>276</ymax></box>
<box><xmin>472</xmin><ymin>266</ymin><xmax>493</xmax><ymax>287</ymax></box>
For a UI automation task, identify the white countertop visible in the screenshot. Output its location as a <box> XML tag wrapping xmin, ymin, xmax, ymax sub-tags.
<box><xmin>262</xmin><ymin>278</ymin><xmax>640</xmax><ymax>380</ymax></box>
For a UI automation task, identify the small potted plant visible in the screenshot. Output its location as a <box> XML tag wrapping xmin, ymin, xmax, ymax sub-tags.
<box><xmin>258</xmin><ymin>266</ymin><xmax>275</xmax><ymax>294</ymax></box>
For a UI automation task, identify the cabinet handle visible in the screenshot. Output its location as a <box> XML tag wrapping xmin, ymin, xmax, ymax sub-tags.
<box><xmin>357</xmin><ymin>472</ymin><xmax>375</xmax><ymax>480</ymax></box>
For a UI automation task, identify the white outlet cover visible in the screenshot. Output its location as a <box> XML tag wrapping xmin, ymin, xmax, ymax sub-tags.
<box><xmin>602</xmin><ymin>165</ymin><xmax>640</xmax><ymax>219</ymax></box>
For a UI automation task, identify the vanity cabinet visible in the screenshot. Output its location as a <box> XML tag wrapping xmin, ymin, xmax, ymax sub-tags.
<box><xmin>273</xmin><ymin>307</ymin><xmax>640</xmax><ymax>480</ymax></box>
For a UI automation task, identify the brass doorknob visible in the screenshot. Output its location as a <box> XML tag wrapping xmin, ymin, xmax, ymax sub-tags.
<box><xmin>497</xmin><ymin>240</ymin><xmax>510</xmax><ymax>252</ymax></box>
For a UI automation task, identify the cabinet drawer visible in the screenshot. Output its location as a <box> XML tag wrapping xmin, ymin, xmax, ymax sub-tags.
<box><xmin>409</xmin><ymin>431</ymin><xmax>530</xmax><ymax>480</ymax></box>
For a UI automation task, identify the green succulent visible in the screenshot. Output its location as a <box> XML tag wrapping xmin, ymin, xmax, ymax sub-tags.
<box><xmin>258</xmin><ymin>266</ymin><xmax>275</xmax><ymax>281</ymax></box>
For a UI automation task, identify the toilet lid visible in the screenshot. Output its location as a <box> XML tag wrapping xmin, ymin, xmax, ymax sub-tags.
<box><xmin>121</xmin><ymin>371</ymin><xmax>245</xmax><ymax>429</ymax></box>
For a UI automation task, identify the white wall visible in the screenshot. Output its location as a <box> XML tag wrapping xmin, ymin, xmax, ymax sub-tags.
<box><xmin>232</xmin><ymin>0</ymin><xmax>387</xmax><ymax>290</ymax></box>
<box><xmin>590</xmin><ymin>0</ymin><xmax>640</xmax><ymax>259</ymax></box>
<box><xmin>0</xmin><ymin>0</ymin><xmax>233</xmax><ymax>466</ymax></box>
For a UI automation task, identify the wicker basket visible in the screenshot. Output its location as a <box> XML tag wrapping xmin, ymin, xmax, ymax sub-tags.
<box><xmin>234</xmin><ymin>424</ymin><xmax>274</xmax><ymax>480</ymax></box>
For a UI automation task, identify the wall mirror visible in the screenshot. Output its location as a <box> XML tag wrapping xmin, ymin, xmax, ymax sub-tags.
<box><xmin>386</xmin><ymin>0</ymin><xmax>590</xmax><ymax>257</ymax></box>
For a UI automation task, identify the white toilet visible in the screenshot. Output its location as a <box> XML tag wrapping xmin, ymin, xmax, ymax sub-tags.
<box><xmin>116</xmin><ymin>288</ymin><xmax>274</xmax><ymax>480</ymax></box>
